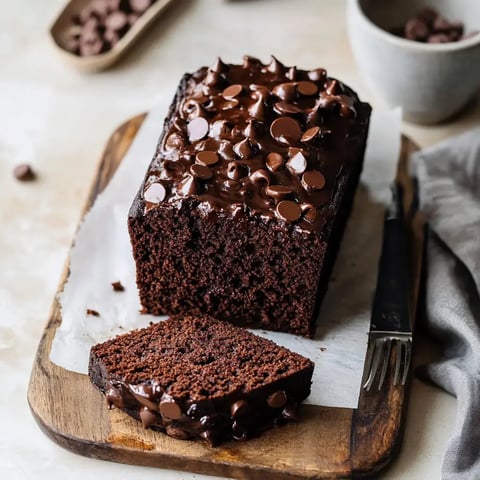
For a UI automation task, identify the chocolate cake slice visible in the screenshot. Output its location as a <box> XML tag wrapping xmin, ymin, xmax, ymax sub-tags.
<box><xmin>128</xmin><ymin>56</ymin><xmax>371</xmax><ymax>337</ymax></box>
<box><xmin>88</xmin><ymin>315</ymin><xmax>314</xmax><ymax>446</ymax></box>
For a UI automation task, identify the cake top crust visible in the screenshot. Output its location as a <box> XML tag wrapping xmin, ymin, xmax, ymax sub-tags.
<box><xmin>141</xmin><ymin>56</ymin><xmax>371</xmax><ymax>232</ymax></box>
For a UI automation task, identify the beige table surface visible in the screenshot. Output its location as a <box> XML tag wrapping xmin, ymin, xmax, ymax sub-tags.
<box><xmin>1</xmin><ymin>1</ymin><xmax>479</xmax><ymax>479</ymax></box>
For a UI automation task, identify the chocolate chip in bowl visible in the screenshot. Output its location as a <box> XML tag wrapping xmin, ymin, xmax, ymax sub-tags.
<box><xmin>50</xmin><ymin>0</ymin><xmax>175</xmax><ymax>71</ymax></box>
<box><xmin>347</xmin><ymin>0</ymin><xmax>480</xmax><ymax>123</ymax></box>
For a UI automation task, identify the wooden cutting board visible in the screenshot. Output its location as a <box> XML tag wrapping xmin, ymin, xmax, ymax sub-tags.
<box><xmin>28</xmin><ymin>114</ymin><xmax>424</xmax><ymax>480</ymax></box>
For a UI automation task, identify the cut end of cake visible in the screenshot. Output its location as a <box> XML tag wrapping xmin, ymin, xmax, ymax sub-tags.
<box><xmin>88</xmin><ymin>315</ymin><xmax>314</xmax><ymax>446</ymax></box>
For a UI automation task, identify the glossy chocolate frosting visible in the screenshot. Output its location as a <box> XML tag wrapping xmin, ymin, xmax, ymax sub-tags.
<box><xmin>141</xmin><ymin>56</ymin><xmax>371</xmax><ymax>232</ymax></box>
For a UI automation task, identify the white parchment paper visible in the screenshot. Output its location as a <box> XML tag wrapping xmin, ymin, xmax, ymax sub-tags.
<box><xmin>50</xmin><ymin>100</ymin><xmax>401</xmax><ymax>409</ymax></box>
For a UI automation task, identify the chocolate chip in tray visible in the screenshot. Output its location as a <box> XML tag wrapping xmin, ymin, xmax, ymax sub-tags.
<box><xmin>86</xmin><ymin>308</ymin><xmax>100</xmax><ymax>316</ymax></box>
<box><xmin>13</xmin><ymin>164</ymin><xmax>36</xmax><ymax>182</ymax></box>
<box><xmin>111</xmin><ymin>281</ymin><xmax>125</xmax><ymax>292</ymax></box>
<box><xmin>64</xmin><ymin>0</ymin><xmax>157</xmax><ymax>56</ymax></box>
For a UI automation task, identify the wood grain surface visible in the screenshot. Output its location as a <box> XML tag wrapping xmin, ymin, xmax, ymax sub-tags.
<box><xmin>27</xmin><ymin>115</ymin><xmax>423</xmax><ymax>480</ymax></box>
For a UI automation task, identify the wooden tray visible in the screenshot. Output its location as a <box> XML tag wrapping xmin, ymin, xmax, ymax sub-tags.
<box><xmin>28</xmin><ymin>114</ymin><xmax>424</xmax><ymax>479</ymax></box>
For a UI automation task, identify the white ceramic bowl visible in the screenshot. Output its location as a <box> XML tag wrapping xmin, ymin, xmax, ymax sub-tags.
<box><xmin>347</xmin><ymin>0</ymin><xmax>480</xmax><ymax>124</ymax></box>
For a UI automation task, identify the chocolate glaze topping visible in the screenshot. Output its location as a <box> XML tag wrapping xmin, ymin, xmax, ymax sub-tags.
<box><xmin>141</xmin><ymin>56</ymin><xmax>370</xmax><ymax>232</ymax></box>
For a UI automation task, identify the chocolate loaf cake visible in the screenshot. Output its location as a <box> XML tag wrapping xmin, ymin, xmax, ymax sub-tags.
<box><xmin>128</xmin><ymin>56</ymin><xmax>371</xmax><ymax>337</ymax></box>
<box><xmin>88</xmin><ymin>315</ymin><xmax>314</xmax><ymax>446</ymax></box>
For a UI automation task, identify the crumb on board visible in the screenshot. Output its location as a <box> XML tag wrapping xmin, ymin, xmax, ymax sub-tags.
<box><xmin>86</xmin><ymin>308</ymin><xmax>100</xmax><ymax>317</ymax></box>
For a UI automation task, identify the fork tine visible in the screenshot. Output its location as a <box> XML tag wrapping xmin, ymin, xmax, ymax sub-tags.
<box><xmin>362</xmin><ymin>342</ymin><xmax>377</xmax><ymax>391</ymax></box>
<box><xmin>394</xmin><ymin>340</ymin><xmax>402</xmax><ymax>386</ymax></box>
<box><xmin>377</xmin><ymin>340</ymin><xmax>391</xmax><ymax>390</ymax></box>
<box><xmin>363</xmin><ymin>339</ymin><xmax>384</xmax><ymax>391</ymax></box>
<box><xmin>401</xmin><ymin>340</ymin><xmax>412</xmax><ymax>385</ymax></box>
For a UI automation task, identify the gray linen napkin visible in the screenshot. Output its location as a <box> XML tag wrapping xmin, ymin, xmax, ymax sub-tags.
<box><xmin>413</xmin><ymin>127</ymin><xmax>480</xmax><ymax>480</ymax></box>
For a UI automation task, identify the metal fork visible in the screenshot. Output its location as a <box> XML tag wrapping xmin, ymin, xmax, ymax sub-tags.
<box><xmin>362</xmin><ymin>183</ymin><xmax>413</xmax><ymax>391</ymax></box>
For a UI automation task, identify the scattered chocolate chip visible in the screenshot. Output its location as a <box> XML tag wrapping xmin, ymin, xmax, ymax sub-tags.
<box><xmin>196</xmin><ymin>150</ymin><xmax>218</xmax><ymax>166</ymax></box>
<box><xmin>204</xmin><ymin>69</ymin><xmax>220</xmax><ymax>87</ymax></box>
<box><xmin>187</xmin><ymin>117</ymin><xmax>209</xmax><ymax>142</ymax></box>
<box><xmin>144</xmin><ymin>182</ymin><xmax>166</xmax><ymax>203</ymax></box>
<box><xmin>266</xmin><ymin>55</ymin><xmax>284</xmax><ymax>74</ymax></box>
<box><xmin>281</xmin><ymin>402</ymin><xmax>299</xmax><ymax>421</ymax></box>
<box><xmin>222</xmin><ymin>84</ymin><xmax>243</xmax><ymax>99</ymax></box>
<box><xmin>159</xmin><ymin>397</ymin><xmax>182</xmax><ymax>419</ymax></box>
<box><xmin>296</xmin><ymin>80</ymin><xmax>318</xmax><ymax>96</ymax></box>
<box><xmin>302</xmin><ymin>170</ymin><xmax>326</xmax><ymax>191</ymax></box>
<box><xmin>139</xmin><ymin>408</ymin><xmax>157</xmax><ymax>428</ymax></box>
<box><xmin>221</xmin><ymin>99</ymin><xmax>240</xmax><ymax>110</ymax></box>
<box><xmin>13</xmin><ymin>164</ymin><xmax>36</xmax><ymax>181</ymax></box>
<box><xmin>111</xmin><ymin>281</ymin><xmax>125</xmax><ymax>292</ymax></box>
<box><xmin>210</xmin><ymin>57</ymin><xmax>228</xmax><ymax>73</ymax></box>
<box><xmin>301</xmin><ymin>203</ymin><xmax>317</xmax><ymax>222</ymax></box>
<box><xmin>286</xmin><ymin>66</ymin><xmax>297</xmax><ymax>80</ymax></box>
<box><xmin>248</xmin><ymin>96</ymin><xmax>266</xmax><ymax>120</ymax></box>
<box><xmin>265</xmin><ymin>185</ymin><xmax>293</xmax><ymax>200</ymax></box>
<box><xmin>190</xmin><ymin>164</ymin><xmax>213</xmax><ymax>180</ymax></box>
<box><xmin>266</xmin><ymin>152</ymin><xmax>284</xmax><ymax>172</ymax></box>
<box><xmin>301</xmin><ymin>126</ymin><xmax>320</xmax><ymax>143</ymax></box>
<box><xmin>200</xmin><ymin>429</ymin><xmax>217</xmax><ymax>446</ymax></box>
<box><xmin>218</xmin><ymin>140</ymin><xmax>235</xmax><ymax>161</ymax></box>
<box><xmin>325</xmin><ymin>79</ymin><xmax>340</xmax><ymax>96</ymax></box>
<box><xmin>222</xmin><ymin>178</ymin><xmax>242</xmax><ymax>191</ymax></box>
<box><xmin>106</xmin><ymin>386</ymin><xmax>124</xmax><ymax>409</ymax></box>
<box><xmin>274</xmin><ymin>101</ymin><xmax>302</xmax><ymax>115</ymax></box>
<box><xmin>86</xmin><ymin>308</ymin><xmax>100</xmax><ymax>316</ymax></box>
<box><xmin>230</xmin><ymin>400</ymin><xmax>249</xmax><ymax>419</ymax></box>
<box><xmin>267</xmin><ymin>390</ymin><xmax>288</xmax><ymax>408</ymax></box>
<box><xmin>286</xmin><ymin>151</ymin><xmax>307</xmax><ymax>175</ymax></box>
<box><xmin>270</xmin><ymin>117</ymin><xmax>302</xmax><ymax>146</ymax></box>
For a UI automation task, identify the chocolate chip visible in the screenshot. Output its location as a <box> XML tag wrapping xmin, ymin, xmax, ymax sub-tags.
<box><xmin>218</xmin><ymin>140</ymin><xmax>235</xmax><ymax>161</ymax></box>
<box><xmin>248</xmin><ymin>96</ymin><xmax>265</xmax><ymax>120</ymax></box>
<box><xmin>111</xmin><ymin>281</ymin><xmax>125</xmax><ymax>292</ymax></box>
<box><xmin>204</xmin><ymin>70</ymin><xmax>220</xmax><ymax>87</ymax></box>
<box><xmin>266</xmin><ymin>55</ymin><xmax>285</xmax><ymax>74</ymax></box>
<box><xmin>105</xmin><ymin>11</ymin><xmax>128</xmax><ymax>31</ymax></box>
<box><xmin>129</xmin><ymin>0</ymin><xmax>153</xmax><ymax>14</ymax></box>
<box><xmin>104</xmin><ymin>29</ymin><xmax>120</xmax><ymax>46</ymax></box>
<box><xmin>187</xmin><ymin>117</ymin><xmax>209</xmax><ymax>142</ymax></box>
<box><xmin>274</xmin><ymin>101</ymin><xmax>301</xmax><ymax>115</ymax></box>
<box><xmin>233</xmin><ymin>138</ymin><xmax>254</xmax><ymax>159</ymax></box>
<box><xmin>272</xmin><ymin>82</ymin><xmax>297</xmax><ymax>101</ymax></box>
<box><xmin>302</xmin><ymin>170</ymin><xmax>326</xmax><ymax>191</ymax></box>
<box><xmin>178</xmin><ymin>175</ymin><xmax>197</xmax><ymax>196</ymax></box>
<box><xmin>222</xmin><ymin>84</ymin><xmax>243</xmax><ymax>99</ymax></box>
<box><xmin>275</xmin><ymin>201</ymin><xmax>301</xmax><ymax>223</ymax></box>
<box><xmin>106</xmin><ymin>386</ymin><xmax>124</xmax><ymax>409</ymax></box>
<box><xmin>286</xmin><ymin>66</ymin><xmax>297</xmax><ymax>80</ymax></box>
<box><xmin>230</xmin><ymin>400</ymin><xmax>249</xmax><ymax>419</ymax></box>
<box><xmin>296</xmin><ymin>81</ymin><xmax>318</xmax><ymax>96</ymax></box>
<box><xmin>165</xmin><ymin>132</ymin><xmax>185</xmax><ymax>150</ymax></box>
<box><xmin>139</xmin><ymin>408</ymin><xmax>157</xmax><ymax>428</ymax></box>
<box><xmin>301</xmin><ymin>203</ymin><xmax>317</xmax><ymax>222</ymax></box>
<box><xmin>210</xmin><ymin>57</ymin><xmax>228</xmax><ymax>73</ymax></box>
<box><xmin>308</xmin><ymin>68</ymin><xmax>327</xmax><ymax>82</ymax></box>
<box><xmin>428</xmin><ymin>33</ymin><xmax>450</xmax><ymax>43</ymax></box>
<box><xmin>190</xmin><ymin>164</ymin><xmax>213</xmax><ymax>180</ymax></box>
<box><xmin>221</xmin><ymin>99</ymin><xmax>240</xmax><ymax>110</ymax></box>
<box><xmin>200</xmin><ymin>429</ymin><xmax>218</xmax><ymax>446</ymax></box>
<box><xmin>265</xmin><ymin>185</ymin><xmax>293</xmax><ymax>200</ymax></box>
<box><xmin>79</xmin><ymin>39</ymin><xmax>105</xmax><ymax>56</ymax></box>
<box><xmin>301</xmin><ymin>126</ymin><xmax>320</xmax><ymax>143</ymax></box>
<box><xmin>286</xmin><ymin>151</ymin><xmax>307</xmax><ymax>175</ymax></box>
<box><xmin>13</xmin><ymin>164</ymin><xmax>36</xmax><ymax>181</ymax></box>
<box><xmin>232</xmin><ymin>421</ymin><xmax>248</xmax><ymax>441</ymax></box>
<box><xmin>405</xmin><ymin>18</ymin><xmax>429</xmax><ymax>41</ymax></box>
<box><xmin>270</xmin><ymin>117</ymin><xmax>302</xmax><ymax>146</ymax></box>
<box><xmin>86</xmin><ymin>308</ymin><xmax>100</xmax><ymax>316</ymax></box>
<box><xmin>222</xmin><ymin>179</ymin><xmax>242</xmax><ymax>191</ymax></box>
<box><xmin>243</xmin><ymin>121</ymin><xmax>256</xmax><ymax>139</ymax></box>
<box><xmin>433</xmin><ymin>16</ymin><xmax>453</xmax><ymax>33</ymax></box>
<box><xmin>166</xmin><ymin>425</ymin><xmax>190</xmax><ymax>440</ymax></box>
<box><xmin>417</xmin><ymin>6</ymin><xmax>438</xmax><ymax>25</ymax></box>
<box><xmin>266</xmin><ymin>152</ymin><xmax>284</xmax><ymax>172</ymax></box>
<box><xmin>227</xmin><ymin>162</ymin><xmax>248</xmax><ymax>180</ymax></box>
<box><xmin>281</xmin><ymin>402</ymin><xmax>299</xmax><ymax>421</ymax></box>
<box><xmin>267</xmin><ymin>390</ymin><xmax>288</xmax><ymax>408</ymax></box>
<box><xmin>249</xmin><ymin>169</ymin><xmax>270</xmax><ymax>184</ymax></box>
<box><xmin>144</xmin><ymin>182</ymin><xmax>166</xmax><ymax>203</ymax></box>
<box><xmin>325</xmin><ymin>79</ymin><xmax>340</xmax><ymax>96</ymax></box>
<box><xmin>196</xmin><ymin>151</ymin><xmax>218</xmax><ymax>166</ymax></box>
<box><xmin>159</xmin><ymin>397</ymin><xmax>182</xmax><ymax>419</ymax></box>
